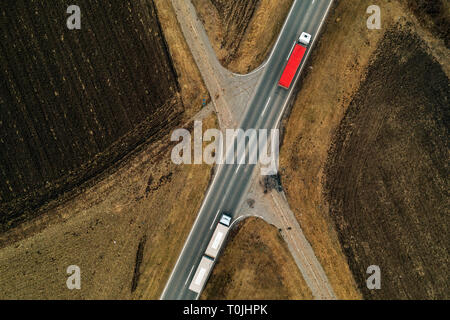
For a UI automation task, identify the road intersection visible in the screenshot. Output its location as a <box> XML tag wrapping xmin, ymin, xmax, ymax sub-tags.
<box><xmin>161</xmin><ymin>0</ymin><xmax>335</xmax><ymax>300</ymax></box>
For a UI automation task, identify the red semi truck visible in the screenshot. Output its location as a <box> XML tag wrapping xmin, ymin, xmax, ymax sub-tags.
<box><xmin>278</xmin><ymin>32</ymin><xmax>311</xmax><ymax>89</ymax></box>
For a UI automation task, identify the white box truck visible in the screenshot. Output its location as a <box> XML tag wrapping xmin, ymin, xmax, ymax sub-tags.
<box><xmin>205</xmin><ymin>214</ymin><xmax>231</xmax><ymax>259</ymax></box>
<box><xmin>188</xmin><ymin>256</ymin><xmax>214</xmax><ymax>294</ymax></box>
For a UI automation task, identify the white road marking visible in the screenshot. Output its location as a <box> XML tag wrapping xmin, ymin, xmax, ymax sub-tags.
<box><xmin>210</xmin><ymin>209</ymin><xmax>221</xmax><ymax>229</ymax></box>
<box><xmin>286</xmin><ymin>42</ymin><xmax>296</xmax><ymax>61</ymax></box>
<box><xmin>185</xmin><ymin>265</ymin><xmax>196</xmax><ymax>286</ymax></box>
<box><xmin>261</xmin><ymin>97</ymin><xmax>272</xmax><ymax>118</ymax></box>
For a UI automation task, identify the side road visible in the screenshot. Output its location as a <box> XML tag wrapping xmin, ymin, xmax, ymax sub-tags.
<box><xmin>171</xmin><ymin>0</ymin><xmax>264</xmax><ymax>128</ymax></box>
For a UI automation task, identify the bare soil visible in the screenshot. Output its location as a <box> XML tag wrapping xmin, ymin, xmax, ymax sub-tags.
<box><xmin>406</xmin><ymin>0</ymin><xmax>450</xmax><ymax>47</ymax></box>
<box><xmin>201</xmin><ymin>217</ymin><xmax>313</xmax><ymax>300</ymax></box>
<box><xmin>0</xmin><ymin>0</ymin><xmax>183</xmax><ymax>231</ymax></box>
<box><xmin>324</xmin><ymin>25</ymin><xmax>449</xmax><ymax>299</ymax></box>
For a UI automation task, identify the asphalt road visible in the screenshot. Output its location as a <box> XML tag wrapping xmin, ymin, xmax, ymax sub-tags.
<box><xmin>161</xmin><ymin>0</ymin><xmax>334</xmax><ymax>300</ymax></box>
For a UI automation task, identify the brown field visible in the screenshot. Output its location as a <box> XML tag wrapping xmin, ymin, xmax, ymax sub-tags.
<box><xmin>406</xmin><ymin>0</ymin><xmax>450</xmax><ymax>47</ymax></box>
<box><xmin>324</xmin><ymin>25</ymin><xmax>449</xmax><ymax>299</ymax></box>
<box><xmin>0</xmin><ymin>0</ymin><xmax>183</xmax><ymax>231</ymax></box>
<box><xmin>280</xmin><ymin>0</ymin><xmax>449</xmax><ymax>300</ymax></box>
<box><xmin>192</xmin><ymin>0</ymin><xmax>293</xmax><ymax>73</ymax></box>
<box><xmin>0</xmin><ymin>112</ymin><xmax>216</xmax><ymax>299</ymax></box>
<box><xmin>201</xmin><ymin>217</ymin><xmax>313</xmax><ymax>300</ymax></box>
<box><xmin>0</xmin><ymin>0</ymin><xmax>213</xmax><ymax>299</ymax></box>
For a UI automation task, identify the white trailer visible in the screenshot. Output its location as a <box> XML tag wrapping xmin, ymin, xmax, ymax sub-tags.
<box><xmin>205</xmin><ymin>223</ymin><xmax>229</xmax><ymax>259</ymax></box>
<box><xmin>188</xmin><ymin>256</ymin><xmax>214</xmax><ymax>294</ymax></box>
<box><xmin>205</xmin><ymin>213</ymin><xmax>232</xmax><ymax>259</ymax></box>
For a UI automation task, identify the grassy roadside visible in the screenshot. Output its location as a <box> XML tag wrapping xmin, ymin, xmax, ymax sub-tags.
<box><xmin>192</xmin><ymin>0</ymin><xmax>293</xmax><ymax>73</ymax></box>
<box><xmin>153</xmin><ymin>0</ymin><xmax>210</xmax><ymax>117</ymax></box>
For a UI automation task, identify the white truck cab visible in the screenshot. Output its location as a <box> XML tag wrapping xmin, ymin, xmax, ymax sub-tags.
<box><xmin>219</xmin><ymin>214</ymin><xmax>232</xmax><ymax>227</ymax></box>
<box><xmin>298</xmin><ymin>32</ymin><xmax>312</xmax><ymax>46</ymax></box>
